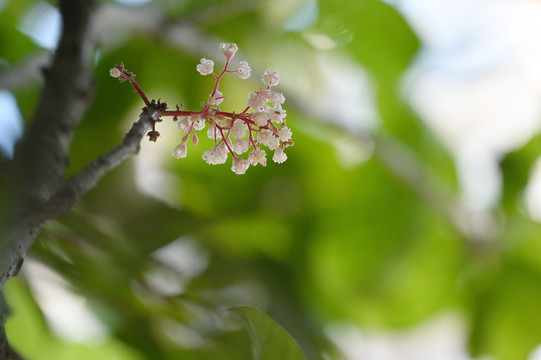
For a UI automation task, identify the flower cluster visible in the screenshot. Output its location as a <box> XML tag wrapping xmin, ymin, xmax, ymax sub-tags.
<box><xmin>110</xmin><ymin>43</ymin><xmax>293</xmax><ymax>175</ymax></box>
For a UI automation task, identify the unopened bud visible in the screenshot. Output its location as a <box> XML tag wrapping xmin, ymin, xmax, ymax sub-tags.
<box><xmin>220</xmin><ymin>43</ymin><xmax>238</xmax><ymax>61</ymax></box>
<box><xmin>181</xmin><ymin>133</ymin><xmax>190</xmax><ymax>144</ymax></box>
<box><xmin>109</xmin><ymin>67</ymin><xmax>122</xmax><ymax>78</ymax></box>
<box><xmin>192</xmin><ymin>133</ymin><xmax>199</xmax><ymax>146</ymax></box>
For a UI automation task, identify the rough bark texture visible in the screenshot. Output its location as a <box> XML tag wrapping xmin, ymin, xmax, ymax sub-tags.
<box><xmin>0</xmin><ymin>1</ymin><xmax>156</xmax><ymax>358</ymax></box>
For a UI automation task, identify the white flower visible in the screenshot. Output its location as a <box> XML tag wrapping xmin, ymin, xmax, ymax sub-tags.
<box><xmin>249</xmin><ymin>149</ymin><xmax>267</xmax><ymax>167</ymax></box>
<box><xmin>269</xmin><ymin>92</ymin><xmax>285</xmax><ymax>105</ymax></box>
<box><xmin>267</xmin><ymin>137</ymin><xmax>280</xmax><ymax>150</ymax></box>
<box><xmin>253</xmin><ymin>111</ymin><xmax>269</xmax><ymax>127</ymax></box>
<box><xmin>232</xmin><ymin>120</ymin><xmax>248</xmax><ymax>139</ymax></box>
<box><xmin>109</xmin><ymin>67</ymin><xmax>121</xmax><ymax>78</ymax></box>
<box><xmin>231</xmin><ymin>157</ymin><xmax>250</xmax><ymax>175</ymax></box>
<box><xmin>272</xmin><ymin>147</ymin><xmax>287</xmax><ymax>163</ymax></box>
<box><xmin>192</xmin><ymin>114</ymin><xmax>206</xmax><ymax>130</ymax></box>
<box><xmin>177</xmin><ymin>117</ymin><xmax>191</xmax><ymax>132</ymax></box>
<box><xmin>232</xmin><ymin>139</ymin><xmax>249</xmax><ymax>154</ymax></box>
<box><xmin>247</xmin><ymin>90</ymin><xmax>270</xmax><ymax>111</ymax></box>
<box><xmin>216</xmin><ymin>141</ymin><xmax>229</xmax><ymax>155</ymax></box>
<box><xmin>216</xmin><ymin>116</ymin><xmax>232</xmax><ymax>128</ymax></box>
<box><xmin>220</xmin><ymin>43</ymin><xmax>238</xmax><ymax>60</ymax></box>
<box><xmin>277</xmin><ymin>126</ymin><xmax>292</xmax><ymax>141</ymax></box>
<box><xmin>208</xmin><ymin>90</ymin><xmax>224</xmax><ymax>105</ymax></box>
<box><xmin>196</xmin><ymin>58</ymin><xmax>214</xmax><ymax>75</ymax></box>
<box><xmin>262</xmin><ymin>69</ymin><xmax>280</xmax><ymax>87</ymax></box>
<box><xmin>172</xmin><ymin>143</ymin><xmax>187</xmax><ymax>159</ymax></box>
<box><xmin>269</xmin><ymin>106</ymin><xmax>286</xmax><ymax>123</ymax></box>
<box><xmin>207</xmin><ymin>126</ymin><xmax>223</xmax><ymax>139</ymax></box>
<box><xmin>258</xmin><ymin>129</ymin><xmax>279</xmax><ymax>150</ymax></box>
<box><xmin>235</xmin><ymin>61</ymin><xmax>251</xmax><ymax>79</ymax></box>
<box><xmin>203</xmin><ymin>145</ymin><xmax>228</xmax><ymax>165</ymax></box>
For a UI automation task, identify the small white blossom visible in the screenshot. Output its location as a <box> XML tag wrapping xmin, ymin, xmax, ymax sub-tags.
<box><xmin>247</xmin><ymin>90</ymin><xmax>270</xmax><ymax>111</ymax></box>
<box><xmin>269</xmin><ymin>106</ymin><xmax>286</xmax><ymax>123</ymax></box>
<box><xmin>196</xmin><ymin>58</ymin><xmax>214</xmax><ymax>75</ymax></box>
<box><xmin>232</xmin><ymin>139</ymin><xmax>249</xmax><ymax>154</ymax></box>
<box><xmin>269</xmin><ymin>92</ymin><xmax>285</xmax><ymax>105</ymax></box>
<box><xmin>253</xmin><ymin>111</ymin><xmax>270</xmax><ymax>127</ymax></box>
<box><xmin>267</xmin><ymin>137</ymin><xmax>280</xmax><ymax>150</ymax></box>
<box><xmin>258</xmin><ymin>129</ymin><xmax>280</xmax><ymax>150</ymax></box>
<box><xmin>216</xmin><ymin>141</ymin><xmax>229</xmax><ymax>155</ymax></box>
<box><xmin>172</xmin><ymin>143</ymin><xmax>187</xmax><ymax>159</ymax></box>
<box><xmin>203</xmin><ymin>145</ymin><xmax>228</xmax><ymax>165</ymax></box>
<box><xmin>272</xmin><ymin>147</ymin><xmax>287</xmax><ymax>163</ymax></box>
<box><xmin>191</xmin><ymin>115</ymin><xmax>205</xmax><ymax>130</ymax></box>
<box><xmin>262</xmin><ymin>69</ymin><xmax>280</xmax><ymax>87</ymax></box>
<box><xmin>232</xmin><ymin>120</ymin><xmax>248</xmax><ymax>139</ymax></box>
<box><xmin>216</xmin><ymin>116</ymin><xmax>233</xmax><ymax>128</ymax></box>
<box><xmin>207</xmin><ymin>126</ymin><xmax>223</xmax><ymax>139</ymax></box>
<box><xmin>177</xmin><ymin>118</ymin><xmax>191</xmax><ymax>132</ymax></box>
<box><xmin>208</xmin><ymin>90</ymin><xmax>224</xmax><ymax>105</ymax></box>
<box><xmin>232</xmin><ymin>157</ymin><xmax>250</xmax><ymax>175</ymax></box>
<box><xmin>220</xmin><ymin>43</ymin><xmax>238</xmax><ymax>60</ymax></box>
<box><xmin>277</xmin><ymin>127</ymin><xmax>292</xmax><ymax>141</ymax></box>
<box><xmin>109</xmin><ymin>67</ymin><xmax>121</xmax><ymax>78</ymax></box>
<box><xmin>235</xmin><ymin>61</ymin><xmax>251</xmax><ymax>79</ymax></box>
<box><xmin>249</xmin><ymin>149</ymin><xmax>267</xmax><ymax>167</ymax></box>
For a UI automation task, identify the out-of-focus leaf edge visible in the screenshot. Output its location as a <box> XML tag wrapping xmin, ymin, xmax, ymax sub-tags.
<box><xmin>230</xmin><ymin>306</ymin><xmax>308</xmax><ymax>360</ymax></box>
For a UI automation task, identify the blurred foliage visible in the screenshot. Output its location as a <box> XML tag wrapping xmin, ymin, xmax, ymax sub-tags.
<box><xmin>231</xmin><ymin>306</ymin><xmax>307</xmax><ymax>360</ymax></box>
<box><xmin>2</xmin><ymin>0</ymin><xmax>541</xmax><ymax>359</ymax></box>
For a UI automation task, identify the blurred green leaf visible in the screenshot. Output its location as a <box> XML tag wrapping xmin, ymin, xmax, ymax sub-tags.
<box><xmin>501</xmin><ymin>133</ymin><xmax>541</xmax><ymax>215</ymax></box>
<box><xmin>4</xmin><ymin>1</ymin><xmax>541</xmax><ymax>360</ymax></box>
<box><xmin>230</xmin><ymin>306</ymin><xmax>307</xmax><ymax>360</ymax></box>
<box><xmin>0</xmin><ymin>14</ymin><xmax>40</xmax><ymax>65</ymax></box>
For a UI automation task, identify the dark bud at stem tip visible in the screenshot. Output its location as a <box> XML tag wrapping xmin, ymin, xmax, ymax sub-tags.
<box><xmin>147</xmin><ymin>130</ymin><xmax>160</xmax><ymax>142</ymax></box>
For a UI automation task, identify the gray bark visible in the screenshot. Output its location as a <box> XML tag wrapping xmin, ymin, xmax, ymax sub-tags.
<box><xmin>0</xmin><ymin>1</ymin><xmax>156</xmax><ymax>358</ymax></box>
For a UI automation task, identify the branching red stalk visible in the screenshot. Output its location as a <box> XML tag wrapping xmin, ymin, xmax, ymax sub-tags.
<box><xmin>119</xmin><ymin>72</ymin><xmax>151</xmax><ymax>107</ymax></box>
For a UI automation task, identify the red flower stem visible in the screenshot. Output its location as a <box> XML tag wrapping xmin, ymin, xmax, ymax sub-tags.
<box><xmin>217</xmin><ymin>126</ymin><xmax>236</xmax><ymax>157</ymax></box>
<box><xmin>211</xmin><ymin>59</ymin><xmax>230</xmax><ymax>97</ymax></box>
<box><xmin>121</xmin><ymin>73</ymin><xmax>151</xmax><ymax>107</ymax></box>
<box><xmin>161</xmin><ymin>110</ymin><xmax>199</xmax><ymax>117</ymax></box>
<box><xmin>248</xmin><ymin>126</ymin><xmax>257</xmax><ymax>148</ymax></box>
<box><xmin>161</xmin><ymin>109</ymin><xmax>252</xmax><ymax>123</ymax></box>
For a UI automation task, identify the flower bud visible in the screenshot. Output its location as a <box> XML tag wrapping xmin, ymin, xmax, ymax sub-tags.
<box><xmin>220</xmin><ymin>43</ymin><xmax>238</xmax><ymax>60</ymax></box>
<box><xmin>109</xmin><ymin>67</ymin><xmax>122</xmax><ymax>78</ymax></box>
<box><xmin>181</xmin><ymin>133</ymin><xmax>190</xmax><ymax>144</ymax></box>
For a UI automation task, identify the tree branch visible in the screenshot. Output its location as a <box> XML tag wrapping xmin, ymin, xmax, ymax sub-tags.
<box><xmin>1</xmin><ymin>1</ymin><xmax>96</xmax><ymax>358</ymax></box>
<box><xmin>44</xmin><ymin>109</ymin><xmax>155</xmax><ymax>220</ymax></box>
<box><xmin>1</xmin><ymin>0</ymin><xmax>96</xmax><ymax>286</ymax></box>
<box><xmin>13</xmin><ymin>0</ymin><xmax>95</xmax><ymax>205</ymax></box>
<box><xmin>0</xmin><ymin>107</ymin><xmax>155</xmax><ymax>360</ymax></box>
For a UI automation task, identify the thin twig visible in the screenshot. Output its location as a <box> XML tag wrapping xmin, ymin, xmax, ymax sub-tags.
<box><xmin>43</xmin><ymin>108</ymin><xmax>156</xmax><ymax>220</ymax></box>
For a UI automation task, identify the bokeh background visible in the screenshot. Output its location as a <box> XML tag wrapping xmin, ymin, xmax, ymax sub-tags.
<box><xmin>2</xmin><ymin>0</ymin><xmax>541</xmax><ymax>359</ymax></box>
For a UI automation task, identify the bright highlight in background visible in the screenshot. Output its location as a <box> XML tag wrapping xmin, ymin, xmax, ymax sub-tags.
<box><xmin>18</xmin><ymin>1</ymin><xmax>61</xmax><ymax>51</ymax></box>
<box><xmin>0</xmin><ymin>91</ymin><xmax>23</xmax><ymax>159</ymax></box>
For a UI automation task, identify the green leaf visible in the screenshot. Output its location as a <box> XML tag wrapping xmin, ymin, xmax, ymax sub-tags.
<box><xmin>230</xmin><ymin>306</ymin><xmax>308</xmax><ymax>360</ymax></box>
